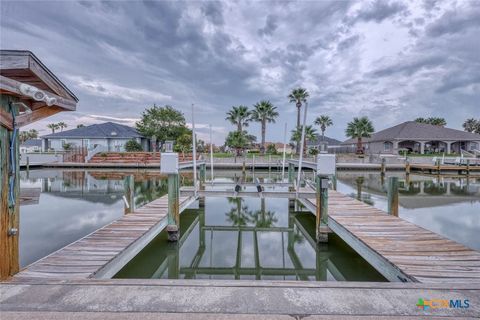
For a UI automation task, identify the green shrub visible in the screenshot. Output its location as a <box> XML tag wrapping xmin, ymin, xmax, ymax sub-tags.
<box><xmin>125</xmin><ymin>140</ymin><xmax>143</xmax><ymax>152</ymax></box>
<box><xmin>266</xmin><ymin>144</ymin><xmax>277</xmax><ymax>154</ymax></box>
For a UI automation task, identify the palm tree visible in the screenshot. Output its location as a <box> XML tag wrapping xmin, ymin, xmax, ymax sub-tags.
<box><xmin>288</xmin><ymin>88</ymin><xmax>309</xmax><ymax>154</ymax></box>
<box><xmin>28</xmin><ymin>129</ymin><xmax>39</xmax><ymax>139</ymax></box>
<box><xmin>345</xmin><ymin>117</ymin><xmax>375</xmax><ymax>154</ymax></box>
<box><xmin>225</xmin><ymin>106</ymin><xmax>251</xmax><ymax>133</ymax></box>
<box><xmin>57</xmin><ymin>122</ymin><xmax>67</xmax><ymax>132</ymax></box>
<box><xmin>251</xmin><ymin>100</ymin><xmax>279</xmax><ymax>154</ymax></box>
<box><xmin>47</xmin><ymin>123</ymin><xmax>59</xmax><ymax>133</ymax></box>
<box><xmin>427</xmin><ymin>117</ymin><xmax>446</xmax><ymax>127</ymax></box>
<box><xmin>291</xmin><ymin>125</ymin><xmax>317</xmax><ymax>155</ymax></box>
<box><xmin>463</xmin><ymin>118</ymin><xmax>479</xmax><ymax>133</ymax></box>
<box><xmin>77</xmin><ymin>124</ymin><xmax>85</xmax><ymax>128</ymax></box>
<box><xmin>314</xmin><ymin>115</ymin><xmax>333</xmax><ymax>141</ymax></box>
<box><xmin>225</xmin><ymin>130</ymin><xmax>249</xmax><ymax>158</ymax></box>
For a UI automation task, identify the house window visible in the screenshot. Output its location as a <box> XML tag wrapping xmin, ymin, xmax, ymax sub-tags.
<box><xmin>384</xmin><ymin>141</ymin><xmax>393</xmax><ymax>151</ymax></box>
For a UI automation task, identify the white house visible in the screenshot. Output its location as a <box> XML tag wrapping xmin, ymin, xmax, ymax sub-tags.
<box><xmin>20</xmin><ymin>139</ymin><xmax>42</xmax><ymax>153</ymax></box>
<box><xmin>41</xmin><ymin>122</ymin><xmax>150</xmax><ymax>152</ymax></box>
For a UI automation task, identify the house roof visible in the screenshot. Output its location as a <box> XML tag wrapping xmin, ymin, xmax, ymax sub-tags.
<box><xmin>21</xmin><ymin>139</ymin><xmax>42</xmax><ymax>147</ymax></box>
<box><xmin>42</xmin><ymin>122</ymin><xmax>143</xmax><ymax>139</ymax></box>
<box><xmin>342</xmin><ymin>121</ymin><xmax>480</xmax><ymax>144</ymax></box>
<box><xmin>307</xmin><ymin>135</ymin><xmax>342</xmax><ymax>146</ymax></box>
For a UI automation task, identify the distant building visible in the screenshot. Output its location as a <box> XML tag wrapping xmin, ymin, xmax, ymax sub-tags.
<box><xmin>307</xmin><ymin>135</ymin><xmax>342</xmax><ymax>152</ymax></box>
<box><xmin>41</xmin><ymin>122</ymin><xmax>149</xmax><ymax>152</ymax></box>
<box><xmin>20</xmin><ymin>139</ymin><xmax>42</xmax><ymax>153</ymax></box>
<box><xmin>342</xmin><ymin>121</ymin><xmax>480</xmax><ymax>155</ymax></box>
<box><xmin>264</xmin><ymin>142</ymin><xmax>294</xmax><ymax>154</ymax></box>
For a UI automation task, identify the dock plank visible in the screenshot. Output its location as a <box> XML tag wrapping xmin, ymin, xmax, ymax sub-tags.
<box><xmin>301</xmin><ymin>189</ymin><xmax>480</xmax><ymax>283</ymax></box>
<box><xmin>13</xmin><ymin>194</ymin><xmax>195</xmax><ymax>281</ymax></box>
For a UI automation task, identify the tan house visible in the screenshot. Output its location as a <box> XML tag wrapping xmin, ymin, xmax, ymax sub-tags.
<box><xmin>342</xmin><ymin>121</ymin><xmax>480</xmax><ymax>155</ymax></box>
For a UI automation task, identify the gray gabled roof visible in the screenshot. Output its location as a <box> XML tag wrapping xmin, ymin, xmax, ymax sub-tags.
<box><xmin>42</xmin><ymin>122</ymin><xmax>143</xmax><ymax>139</ymax></box>
<box><xmin>342</xmin><ymin>121</ymin><xmax>480</xmax><ymax>144</ymax></box>
<box><xmin>21</xmin><ymin>139</ymin><xmax>42</xmax><ymax>147</ymax></box>
<box><xmin>307</xmin><ymin>134</ymin><xmax>342</xmax><ymax>146</ymax></box>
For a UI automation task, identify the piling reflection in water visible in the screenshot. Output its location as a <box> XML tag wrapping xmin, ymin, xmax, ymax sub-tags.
<box><xmin>114</xmin><ymin>195</ymin><xmax>386</xmax><ymax>281</ymax></box>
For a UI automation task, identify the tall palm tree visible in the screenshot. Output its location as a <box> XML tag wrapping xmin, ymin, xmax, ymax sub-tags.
<box><xmin>47</xmin><ymin>123</ymin><xmax>59</xmax><ymax>133</ymax></box>
<box><xmin>463</xmin><ymin>118</ymin><xmax>479</xmax><ymax>133</ymax></box>
<box><xmin>57</xmin><ymin>122</ymin><xmax>67</xmax><ymax>132</ymax></box>
<box><xmin>345</xmin><ymin>117</ymin><xmax>375</xmax><ymax>154</ymax></box>
<box><xmin>314</xmin><ymin>115</ymin><xmax>333</xmax><ymax>141</ymax></box>
<box><xmin>251</xmin><ymin>100</ymin><xmax>279</xmax><ymax>154</ymax></box>
<box><xmin>288</xmin><ymin>88</ymin><xmax>309</xmax><ymax>154</ymax></box>
<box><xmin>291</xmin><ymin>125</ymin><xmax>317</xmax><ymax>155</ymax></box>
<box><xmin>225</xmin><ymin>105</ymin><xmax>251</xmax><ymax>133</ymax></box>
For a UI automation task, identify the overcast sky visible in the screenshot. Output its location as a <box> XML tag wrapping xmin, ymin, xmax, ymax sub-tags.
<box><xmin>1</xmin><ymin>0</ymin><xmax>479</xmax><ymax>144</ymax></box>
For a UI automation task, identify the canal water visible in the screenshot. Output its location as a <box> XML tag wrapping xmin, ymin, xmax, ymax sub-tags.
<box><xmin>19</xmin><ymin>169</ymin><xmax>480</xmax><ymax>281</ymax></box>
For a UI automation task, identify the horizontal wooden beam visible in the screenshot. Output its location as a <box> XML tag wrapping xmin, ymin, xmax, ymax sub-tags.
<box><xmin>15</xmin><ymin>106</ymin><xmax>63</xmax><ymax>127</ymax></box>
<box><xmin>0</xmin><ymin>75</ymin><xmax>76</xmax><ymax>111</ymax></box>
<box><xmin>0</xmin><ymin>107</ymin><xmax>13</xmax><ymax>130</ymax></box>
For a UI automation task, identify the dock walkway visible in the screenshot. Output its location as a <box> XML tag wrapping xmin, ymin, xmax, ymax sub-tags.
<box><xmin>299</xmin><ymin>189</ymin><xmax>480</xmax><ymax>283</ymax></box>
<box><xmin>13</xmin><ymin>194</ymin><xmax>196</xmax><ymax>280</ymax></box>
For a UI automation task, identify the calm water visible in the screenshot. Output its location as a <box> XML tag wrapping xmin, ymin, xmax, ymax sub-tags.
<box><xmin>19</xmin><ymin>169</ymin><xmax>479</xmax><ymax>280</ymax></box>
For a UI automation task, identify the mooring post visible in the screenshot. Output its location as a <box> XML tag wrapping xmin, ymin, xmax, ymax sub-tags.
<box><xmin>315</xmin><ymin>154</ymin><xmax>336</xmax><ymax>243</ymax></box>
<box><xmin>26</xmin><ymin>156</ymin><xmax>30</xmax><ymax>175</ymax></box>
<box><xmin>316</xmin><ymin>175</ymin><xmax>329</xmax><ymax>243</ymax></box>
<box><xmin>123</xmin><ymin>174</ymin><xmax>135</xmax><ymax>214</ymax></box>
<box><xmin>161</xmin><ymin>152</ymin><xmax>180</xmax><ymax>242</ymax></box>
<box><xmin>331</xmin><ymin>174</ymin><xmax>337</xmax><ymax>191</ymax></box>
<box><xmin>199</xmin><ymin>162</ymin><xmax>206</xmax><ymax>189</ymax></box>
<box><xmin>436</xmin><ymin>158</ymin><xmax>441</xmax><ymax>173</ymax></box>
<box><xmin>405</xmin><ymin>159</ymin><xmax>411</xmax><ymax>175</ymax></box>
<box><xmin>268</xmin><ymin>154</ymin><xmax>271</xmax><ymax>173</ymax></box>
<box><xmin>466</xmin><ymin>159</ymin><xmax>470</xmax><ymax>176</ymax></box>
<box><xmin>381</xmin><ymin>157</ymin><xmax>386</xmax><ymax>176</ymax></box>
<box><xmin>387</xmin><ymin>176</ymin><xmax>399</xmax><ymax>217</ymax></box>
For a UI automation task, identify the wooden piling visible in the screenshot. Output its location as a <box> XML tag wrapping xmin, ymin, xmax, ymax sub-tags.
<box><xmin>167</xmin><ymin>173</ymin><xmax>180</xmax><ymax>241</ymax></box>
<box><xmin>387</xmin><ymin>177</ymin><xmax>399</xmax><ymax>217</ymax></box>
<box><xmin>0</xmin><ymin>98</ymin><xmax>20</xmax><ymax>280</ymax></box>
<box><xmin>466</xmin><ymin>159</ymin><xmax>470</xmax><ymax>175</ymax></box>
<box><xmin>123</xmin><ymin>175</ymin><xmax>135</xmax><ymax>214</ymax></box>
<box><xmin>315</xmin><ymin>175</ymin><xmax>329</xmax><ymax>243</ymax></box>
<box><xmin>380</xmin><ymin>157</ymin><xmax>386</xmax><ymax>175</ymax></box>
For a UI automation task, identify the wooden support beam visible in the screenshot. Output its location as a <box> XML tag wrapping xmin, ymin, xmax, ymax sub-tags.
<box><xmin>0</xmin><ymin>96</ymin><xmax>19</xmax><ymax>280</ymax></box>
<box><xmin>316</xmin><ymin>175</ymin><xmax>329</xmax><ymax>243</ymax></box>
<box><xmin>123</xmin><ymin>175</ymin><xmax>135</xmax><ymax>214</ymax></box>
<box><xmin>387</xmin><ymin>177</ymin><xmax>399</xmax><ymax>217</ymax></box>
<box><xmin>0</xmin><ymin>107</ymin><xmax>13</xmax><ymax>130</ymax></box>
<box><xmin>15</xmin><ymin>105</ymin><xmax>63</xmax><ymax>127</ymax></box>
<box><xmin>167</xmin><ymin>173</ymin><xmax>180</xmax><ymax>242</ymax></box>
<box><xmin>0</xmin><ymin>75</ymin><xmax>76</xmax><ymax>111</ymax></box>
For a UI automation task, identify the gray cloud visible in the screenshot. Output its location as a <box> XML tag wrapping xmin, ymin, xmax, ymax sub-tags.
<box><xmin>1</xmin><ymin>0</ymin><xmax>479</xmax><ymax>143</ymax></box>
<box><xmin>426</xmin><ymin>7</ymin><xmax>480</xmax><ymax>37</ymax></box>
<box><xmin>258</xmin><ymin>15</ymin><xmax>278</xmax><ymax>37</ymax></box>
<box><xmin>352</xmin><ymin>0</ymin><xmax>408</xmax><ymax>23</ymax></box>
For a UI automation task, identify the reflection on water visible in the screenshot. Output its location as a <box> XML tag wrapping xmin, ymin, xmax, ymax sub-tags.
<box><xmin>115</xmin><ymin>196</ymin><xmax>386</xmax><ymax>281</ymax></box>
<box><xmin>19</xmin><ymin>169</ymin><xmax>480</xmax><ymax>275</ymax></box>
<box><xmin>19</xmin><ymin>169</ymin><xmax>173</xmax><ymax>267</ymax></box>
<box><xmin>336</xmin><ymin>172</ymin><xmax>480</xmax><ymax>251</ymax></box>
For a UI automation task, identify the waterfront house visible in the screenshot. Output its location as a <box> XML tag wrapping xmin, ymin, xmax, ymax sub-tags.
<box><xmin>307</xmin><ymin>135</ymin><xmax>342</xmax><ymax>152</ymax></box>
<box><xmin>20</xmin><ymin>139</ymin><xmax>42</xmax><ymax>153</ymax></box>
<box><xmin>341</xmin><ymin>121</ymin><xmax>480</xmax><ymax>155</ymax></box>
<box><xmin>41</xmin><ymin>122</ymin><xmax>149</xmax><ymax>152</ymax></box>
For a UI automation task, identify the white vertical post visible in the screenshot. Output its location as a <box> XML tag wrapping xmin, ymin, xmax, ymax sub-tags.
<box><xmin>282</xmin><ymin>122</ymin><xmax>287</xmax><ymax>181</ymax></box>
<box><xmin>192</xmin><ymin>104</ymin><xmax>197</xmax><ymax>197</ymax></box>
<box><xmin>296</xmin><ymin>101</ymin><xmax>308</xmax><ymax>196</ymax></box>
<box><xmin>209</xmin><ymin>124</ymin><xmax>214</xmax><ymax>183</ymax></box>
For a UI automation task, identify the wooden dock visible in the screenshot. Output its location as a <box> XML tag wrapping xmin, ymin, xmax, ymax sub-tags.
<box><xmin>12</xmin><ymin>194</ymin><xmax>196</xmax><ymax>280</ymax></box>
<box><xmin>410</xmin><ymin>163</ymin><xmax>480</xmax><ymax>174</ymax></box>
<box><xmin>299</xmin><ymin>189</ymin><xmax>480</xmax><ymax>283</ymax></box>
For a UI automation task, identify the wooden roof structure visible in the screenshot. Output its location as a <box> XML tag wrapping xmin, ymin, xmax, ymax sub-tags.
<box><xmin>0</xmin><ymin>50</ymin><xmax>78</xmax><ymax>130</ymax></box>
